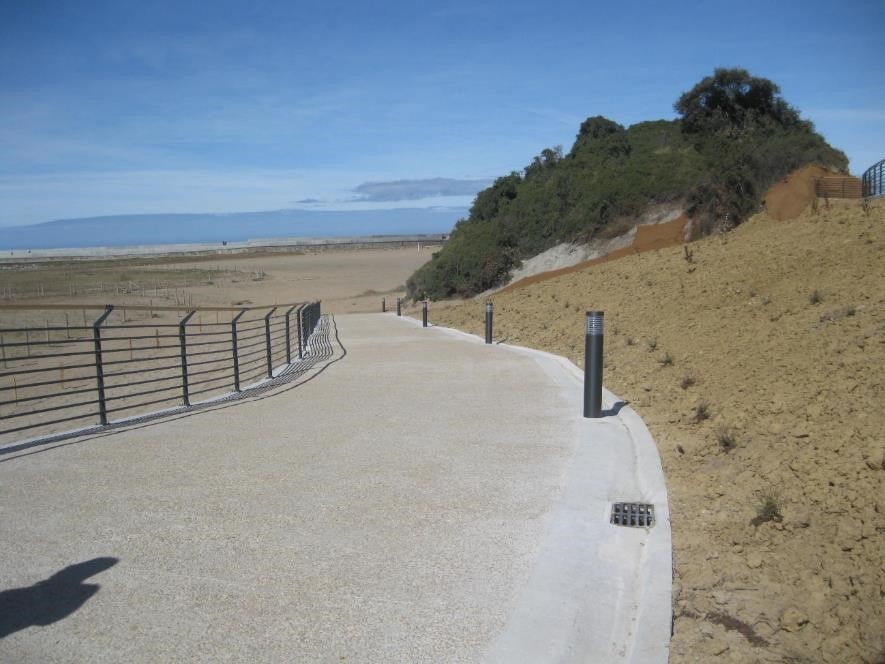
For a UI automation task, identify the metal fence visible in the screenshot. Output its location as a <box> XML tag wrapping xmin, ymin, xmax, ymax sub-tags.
<box><xmin>0</xmin><ymin>301</ymin><xmax>321</xmax><ymax>443</ymax></box>
<box><xmin>862</xmin><ymin>158</ymin><xmax>884</xmax><ymax>198</ymax></box>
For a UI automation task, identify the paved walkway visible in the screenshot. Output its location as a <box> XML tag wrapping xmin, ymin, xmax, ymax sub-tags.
<box><xmin>0</xmin><ymin>313</ymin><xmax>670</xmax><ymax>663</ymax></box>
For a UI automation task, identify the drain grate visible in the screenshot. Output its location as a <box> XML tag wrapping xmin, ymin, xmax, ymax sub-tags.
<box><xmin>610</xmin><ymin>502</ymin><xmax>655</xmax><ymax>528</ymax></box>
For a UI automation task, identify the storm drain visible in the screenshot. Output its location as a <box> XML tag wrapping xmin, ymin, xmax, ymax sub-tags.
<box><xmin>610</xmin><ymin>502</ymin><xmax>655</xmax><ymax>528</ymax></box>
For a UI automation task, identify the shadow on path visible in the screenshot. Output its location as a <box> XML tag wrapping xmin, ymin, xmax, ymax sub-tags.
<box><xmin>601</xmin><ymin>400</ymin><xmax>629</xmax><ymax>417</ymax></box>
<box><xmin>0</xmin><ymin>557</ymin><xmax>118</xmax><ymax>638</ymax></box>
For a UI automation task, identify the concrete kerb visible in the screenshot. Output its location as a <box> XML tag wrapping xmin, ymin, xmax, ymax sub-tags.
<box><xmin>386</xmin><ymin>311</ymin><xmax>672</xmax><ymax>662</ymax></box>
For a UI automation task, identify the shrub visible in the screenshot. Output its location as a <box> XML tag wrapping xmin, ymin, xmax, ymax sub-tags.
<box><xmin>715</xmin><ymin>424</ymin><xmax>738</xmax><ymax>451</ymax></box>
<box><xmin>693</xmin><ymin>401</ymin><xmax>712</xmax><ymax>422</ymax></box>
<box><xmin>755</xmin><ymin>492</ymin><xmax>783</xmax><ymax>525</ymax></box>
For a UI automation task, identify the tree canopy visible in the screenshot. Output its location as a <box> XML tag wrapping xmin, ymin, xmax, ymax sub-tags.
<box><xmin>674</xmin><ymin>67</ymin><xmax>803</xmax><ymax>134</ymax></box>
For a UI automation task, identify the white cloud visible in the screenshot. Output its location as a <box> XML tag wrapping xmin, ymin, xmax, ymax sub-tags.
<box><xmin>352</xmin><ymin>177</ymin><xmax>491</xmax><ymax>202</ymax></box>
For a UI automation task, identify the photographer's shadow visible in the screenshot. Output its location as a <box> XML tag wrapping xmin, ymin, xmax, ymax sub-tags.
<box><xmin>0</xmin><ymin>557</ymin><xmax>118</xmax><ymax>638</ymax></box>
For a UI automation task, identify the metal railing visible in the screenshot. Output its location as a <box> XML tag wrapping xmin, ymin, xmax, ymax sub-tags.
<box><xmin>862</xmin><ymin>158</ymin><xmax>884</xmax><ymax>198</ymax></box>
<box><xmin>0</xmin><ymin>300</ymin><xmax>321</xmax><ymax>443</ymax></box>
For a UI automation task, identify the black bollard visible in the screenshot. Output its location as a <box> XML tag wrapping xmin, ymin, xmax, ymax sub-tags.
<box><xmin>422</xmin><ymin>300</ymin><xmax>428</xmax><ymax>327</ymax></box>
<box><xmin>583</xmin><ymin>311</ymin><xmax>604</xmax><ymax>418</ymax></box>
<box><xmin>382</xmin><ymin>297</ymin><xmax>386</xmax><ymax>313</ymax></box>
<box><xmin>485</xmin><ymin>301</ymin><xmax>493</xmax><ymax>344</ymax></box>
<box><xmin>396</xmin><ymin>297</ymin><xmax>402</xmax><ymax>316</ymax></box>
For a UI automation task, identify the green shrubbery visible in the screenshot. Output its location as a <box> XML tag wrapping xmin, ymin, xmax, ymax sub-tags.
<box><xmin>407</xmin><ymin>68</ymin><xmax>847</xmax><ymax>300</ymax></box>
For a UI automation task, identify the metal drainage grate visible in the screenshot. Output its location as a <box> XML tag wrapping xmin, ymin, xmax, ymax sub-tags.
<box><xmin>611</xmin><ymin>502</ymin><xmax>655</xmax><ymax>528</ymax></box>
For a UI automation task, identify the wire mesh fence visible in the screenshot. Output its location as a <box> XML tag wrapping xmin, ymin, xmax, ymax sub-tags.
<box><xmin>0</xmin><ymin>300</ymin><xmax>321</xmax><ymax>444</ymax></box>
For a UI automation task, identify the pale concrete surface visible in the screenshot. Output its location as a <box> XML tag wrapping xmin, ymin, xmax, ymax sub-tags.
<box><xmin>0</xmin><ymin>312</ymin><xmax>670</xmax><ymax>662</ymax></box>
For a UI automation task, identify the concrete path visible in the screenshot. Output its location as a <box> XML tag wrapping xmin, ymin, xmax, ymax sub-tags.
<box><xmin>0</xmin><ymin>313</ymin><xmax>670</xmax><ymax>663</ymax></box>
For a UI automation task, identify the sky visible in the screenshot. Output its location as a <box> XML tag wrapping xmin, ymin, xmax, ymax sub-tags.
<box><xmin>0</xmin><ymin>0</ymin><xmax>883</xmax><ymax>229</ymax></box>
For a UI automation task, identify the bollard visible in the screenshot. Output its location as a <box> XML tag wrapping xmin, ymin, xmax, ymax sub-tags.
<box><xmin>422</xmin><ymin>300</ymin><xmax>428</xmax><ymax>328</ymax></box>
<box><xmin>583</xmin><ymin>311</ymin><xmax>604</xmax><ymax>418</ymax></box>
<box><xmin>396</xmin><ymin>297</ymin><xmax>402</xmax><ymax>317</ymax></box>
<box><xmin>485</xmin><ymin>301</ymin><xmax>493</xmax><ymax>344</ymax></box>
<box><xmin>382</xmin><ymin>297</ymin><xmax>386</xmax><ymax>313</ymax></box>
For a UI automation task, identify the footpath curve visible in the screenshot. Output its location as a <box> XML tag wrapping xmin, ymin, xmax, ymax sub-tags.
<box><xmin>0</xmin><ymin>312</ymin><xmax>670</xmax><ymax>662</ymax></box>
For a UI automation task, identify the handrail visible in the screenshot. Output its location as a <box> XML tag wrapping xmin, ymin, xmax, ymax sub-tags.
<box><xmin>0</xmin><ymin>301</ymin><xmax>310</xmax><ymax>313</ymax></box>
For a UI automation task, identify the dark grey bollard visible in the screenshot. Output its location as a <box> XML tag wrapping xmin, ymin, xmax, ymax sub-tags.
<box><xmin>485</xmin><ymin>301</ymin><xmax>493</xmax><ymax>344</ymax></box>
<box><xmin>584</xmin><ymin>311</ymin><xmax>604</xmax><ymax>418</ymax></box>
<box><xmin>396</xmin><ymin>297</ymin><xmax>402</xmax><ymax>316</ymax></box>
<box><xmin>422</xmin><ymin>300</ymin><xmax>428</xmax><ymax>327</ymax></box>
<box><xmin>382</xmin><ymin>297</ymin><xmax>386</xmax><ymax>313</ymax></box>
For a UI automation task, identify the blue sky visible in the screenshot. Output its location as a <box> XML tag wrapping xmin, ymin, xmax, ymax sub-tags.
<box><xmin>0</xmin><ymin>0</ymin><xmax>883</xmax><ymax>228</ymax></box>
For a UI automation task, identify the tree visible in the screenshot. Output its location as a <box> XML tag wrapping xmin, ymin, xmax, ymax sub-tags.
<box><xmin>674</xmin><ymin>68</ymin><xmax>801</xmax><ymax>134</ymax></box>
<box><xmin>524</xmin><ymin>145</ymin><xmax>563</xmax><ymax>179</ymax></box>
<box><xmin>569</xmin><ymin>116</ymin><xmax>627</xmax><ymax>158</ymax></box>
<box><xmin>467</xmin><ymin>172</ymin><xmax>521</xmax><ymax>222</ymax></box>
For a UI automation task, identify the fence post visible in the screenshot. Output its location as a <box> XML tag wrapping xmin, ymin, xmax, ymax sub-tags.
<box><xmin>178</xmin><ymin>310</ymin><xmax>196</xmax><ymax>406</ymax></box>
<box><xmin>264</xmin><ymin>307</ymin><xmax>277</xmax><ymax>378</ymax></box>
<box><xmin>284</xmin><ymin>305</ymin><xmax>297</xmax><ymax>364</ymax></box>
<box><xmin>382</xmin><ymin>297</ymin><xmax>386</xmax><ymax>313</ymax></box>
<box><xmin>583</xmin><ymin>311</ymin><xmax>604</xmax><ymax>418</ymax></box>
<box><xmin>231</xmin><ymin>309</ymin><xmax>246</xmax><ymax>392</ymax></box>
<box><xmin>303</xmin><ymin>301</ymin><xmax>317</xmax><ymax>352</ymax></box>
<box><xmin>485</xmin><ymin>301</ymin><xmax>493</xmax><ymax>344</ymax></box>
<box><xmin>92</xmin><ymin>305</ymin><xmax>114</xmax><ymax>425</ymax></box>
<box><xmin>300</xmin><ymin>305</ymin><xmax>308</xmax><ymax>353</ymax></box>
<box><xmin>422</xmin><ymin>300</ymin><xmax>428</xmax><ymax>328</ymax></box>
<box><xmin>296</xmin><ymin>304</ymin><xmax>304</xmax><ymax>360</ymax></box>
<box><xmin>396</xmin><ymin>297</ymin><xmax>401</xmax><ymax>316</ymax></box>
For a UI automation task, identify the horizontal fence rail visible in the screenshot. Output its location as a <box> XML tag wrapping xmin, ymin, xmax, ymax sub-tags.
<box><xmin>814</xmin><ymin>176</ymin><xmax>863</xmax><ymax>199</ymax></box>
<box><xmin>0</xmin><ymin>300</ymin><xmax>321</xmax><ymax>444</ymax></box>
<box><xmin>862</xmin><ymin>158</ymin><xmax>884</xmax><ymax>198</ymax></box>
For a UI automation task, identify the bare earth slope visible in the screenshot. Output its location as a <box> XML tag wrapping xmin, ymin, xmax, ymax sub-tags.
<box><xmin>427</xmin><ymin>198</ymin><xmax>883</xmax><ymax>663</ymax></box>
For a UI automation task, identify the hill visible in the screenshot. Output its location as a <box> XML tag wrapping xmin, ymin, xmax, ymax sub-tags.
<box><xmin>0</xmin><ymin>207</ymin><xmax>464</xmax><ymax>251</ymax></box>
<box><xmin>406</xmin><ymin>68</ymin><xmax>848</xmax><ymax>300</ymax></box>
<box><xmin>422</xmin><ymin>197</ymin><xmax>884</xmax><ymax>662</ymax></box>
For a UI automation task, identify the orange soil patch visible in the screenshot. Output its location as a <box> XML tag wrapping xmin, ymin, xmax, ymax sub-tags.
<box><xmin>500</xmin><ymin>214</ymin><xmax>687</xmax><ymax>294</ymax></box>
<box><xmin>764</xmin><ymin>164</ymin><xmax>831</xmax><ymax>220</ymax></box>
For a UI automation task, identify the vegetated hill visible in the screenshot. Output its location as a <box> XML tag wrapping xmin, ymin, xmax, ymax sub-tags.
<box><xmin>424</xmin><ymin>197</ymin><xmax>884</xmax><ymax>663</ymax></box>
<box><xmin>406</xmin><ymin>68</ymin><xmax>847</xmax><ymax>300</ymax></box>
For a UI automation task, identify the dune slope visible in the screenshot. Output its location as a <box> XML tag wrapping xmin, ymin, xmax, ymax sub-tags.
<box><xmin>428</xmin><ymin>198</ymin><xmax>883</xmax><ymax>663</ymax></box>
